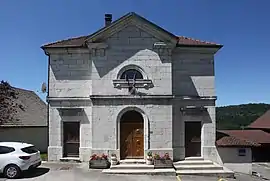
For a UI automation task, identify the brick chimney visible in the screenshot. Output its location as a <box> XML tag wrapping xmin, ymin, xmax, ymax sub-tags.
<box><xmin>105</xmin><ymin>14</ymin><xmax>112</xmax><ymax>27</ymax></box>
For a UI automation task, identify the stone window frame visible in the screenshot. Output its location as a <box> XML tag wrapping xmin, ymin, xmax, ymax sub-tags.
<box><xmin>112</xmin><ymin>64</ymin><xmax>153</xmax><ymax>90</ymax></box>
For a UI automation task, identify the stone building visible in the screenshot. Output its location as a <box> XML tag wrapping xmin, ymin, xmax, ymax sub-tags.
<box><xmin>41</xmin><ymin>12</ymin><xmax>223</xmax><ymax>163</ymax></box>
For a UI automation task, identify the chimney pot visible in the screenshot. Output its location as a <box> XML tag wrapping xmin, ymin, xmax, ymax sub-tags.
<box><xmin>105</xmin><ymin>14</ymin><xmax>112</xmax><ymax>27</ymax></box>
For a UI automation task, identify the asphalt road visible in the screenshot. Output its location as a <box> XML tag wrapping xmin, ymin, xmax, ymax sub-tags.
<box><xmin>0</xmin><ymin>162</ymin><xmax>268</xmax><ymax>181</ymax></box>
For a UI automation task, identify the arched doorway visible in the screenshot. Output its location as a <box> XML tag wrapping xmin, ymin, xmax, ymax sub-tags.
<box><xmin>120</xmin><ymin>110</ymin><xmax>144</xmax><ymax>159</ymax></box>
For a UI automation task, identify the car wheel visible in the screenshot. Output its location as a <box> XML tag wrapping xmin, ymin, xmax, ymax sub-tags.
<box><xmin>4</xmin><ymin>164</ymin><xmax>21</xmax><ymax>179</ymax></box>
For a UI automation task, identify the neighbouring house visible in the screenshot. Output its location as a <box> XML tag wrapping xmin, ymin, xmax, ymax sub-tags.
<box><xmin>41</xmin><ymin>12</ymin><xmax>224</xmax><ymax>165</ymax></box>
<box><xmin>216</xmin><ymin>131</ymin><xmax>260</xmax><ymax>174</ymax></box>
<box><xmin>0</xmin><ymin>86</ymin><xmax>48</xmax><ymax>152</ymax></box>
<box><xmin>248</xmin><ymin>109</ymin><xmax>270</xmax><ymax>133</ymax></box>
<box><xmin>218</xmin><ymin>109</ymin><xmax>270</xmax><ymax>162</ymax></box>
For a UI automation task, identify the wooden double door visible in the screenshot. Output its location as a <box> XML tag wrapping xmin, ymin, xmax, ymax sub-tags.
<box><xmin>120</xmin><ymin>122</ymin><xmax>144</xmax><ymax>159</ymax></box>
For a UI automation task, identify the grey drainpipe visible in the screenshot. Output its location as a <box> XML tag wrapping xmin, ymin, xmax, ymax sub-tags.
<box><xmin>46</xmin><ymin>51</ymin><xmax>50</xmax><ymax>154</ymax></box>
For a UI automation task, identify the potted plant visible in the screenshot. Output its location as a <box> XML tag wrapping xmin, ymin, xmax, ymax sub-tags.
<box><xmin>110</xmin><ymin>153</ymin><xmax>118</xmax><ymax>165</ymax></box>
<box><xmin>146</xmin><ymin>151</ymin><xmax>153</xmax><ymax>165</ymax></box>
<box><xmin>89</xmin><ymin>153</ymin><xmax>110</xmax><ymax>169</ymax></box>
<box><xmin>153</xmin><ymin>152</ymin><xmax>173</xmax><ymax>168</ymax></box>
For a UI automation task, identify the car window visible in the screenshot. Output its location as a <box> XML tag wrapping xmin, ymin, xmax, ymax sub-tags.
<box><xmin>0</xmin><ymin>146</ymin><xmax>15</xmax><ymax>154</ymax></box>
<box><xmin>21</xmin><ymin>146</ymin><xmax>39</xmax><ymax>154</ymax></box>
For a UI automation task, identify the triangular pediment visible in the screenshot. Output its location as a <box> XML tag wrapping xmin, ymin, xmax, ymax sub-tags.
<box><xmin>86</xmin><ymin>12</ymin><xmax>177</xmax><ymax>46</ymax></box>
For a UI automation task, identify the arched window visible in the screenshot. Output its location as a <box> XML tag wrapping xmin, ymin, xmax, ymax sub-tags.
<box><xmin>120</xmin><ymin>69</ymin><xmax>143</xmax><ymax>80</ymax></box>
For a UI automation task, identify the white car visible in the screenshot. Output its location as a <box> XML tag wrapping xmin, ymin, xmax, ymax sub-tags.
<box><xmin>0</xmin><ymin>142</ymin><xmax>42</xmax><ymax>179</ymax></box>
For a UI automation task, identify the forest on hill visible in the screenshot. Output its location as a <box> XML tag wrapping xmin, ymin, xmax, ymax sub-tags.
<box><xmin>216</xmin><ymin>103</ymin><xmax>270</xmax><ymax>130</ymax></box>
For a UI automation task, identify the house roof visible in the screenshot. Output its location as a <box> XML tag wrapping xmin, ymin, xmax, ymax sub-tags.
<box><xmin>1</xmin><ymin>87</ymin><xmax>47</xmax><ymax>127</ymax></box>
<box><xmin>248</xmin><ymin>109</ymin><xmax>270</xmax><ymax>129</ymax></box>
<box><xmin>218</xmin><ymin>130</ymin><xmax>270</xmax><ymax>144</ymax></box>
<box><xmin>216</xmin><ymin>135</ymin><xmax>260</xmax><ymax>147</ymax></box>
<box><xmin>41</xmin><ymin>12</ymin><xmax>222</xmax><ymax>49</ymax></box>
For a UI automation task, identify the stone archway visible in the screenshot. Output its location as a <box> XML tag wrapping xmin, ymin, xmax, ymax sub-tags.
<box><xmin>119</xmin><ymin>110</ymin><xmax>144</xmax><ymax>159</ymax></box>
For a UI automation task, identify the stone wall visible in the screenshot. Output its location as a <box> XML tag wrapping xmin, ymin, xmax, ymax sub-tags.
<box><xmin>91</xmin><ymin>25</ymin><xmax>172</xmax><ymax>96</ymax></box>
<box><xmin>49</xmin><ymin>53</ymin><xmax>92</xmax><ymax>97</ymax></box>
<box><xmin>172</xmin><ymin>49</ymin><xmax>215</xmax><ymax>96</ymax></box>
<box><xmin>91</xmin><ymin>98</ymin><xmax>173</xmax><ymax>159</ymax></box>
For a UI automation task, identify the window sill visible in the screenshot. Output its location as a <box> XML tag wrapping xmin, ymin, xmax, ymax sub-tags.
<box><xmin>112</xmin><ymin>79</ymin><xmax>153</xmax><ymax>89</ymax></box>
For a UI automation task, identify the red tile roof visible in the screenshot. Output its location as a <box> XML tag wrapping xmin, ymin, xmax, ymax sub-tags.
<box><xmin>177</xmin><ymin>36</ymin><xmax>220</xmax><ymax>46</ymax></box>
<box><xmin>216</xmin><ymin>136</ymin><xmax>260</xmax><ymax>147</ymax></box>
<box><xmin>219</xmin><ymin>130</ymin><xmax>270</xmax><ymax>144</ymax></box>
<box><xmin>41</xmin><ymin>35</ymin><xmax>89</xmax><ymax>48</ymax></box>
<box><xmin>248</xmin><ymin>110</ymin><xmax>270</xmax><ymax>129</ymax></box>
<box><xmin>41</xmin><ymin>35</ymin><xmax>221</xmax><ymax>48</ymax></box>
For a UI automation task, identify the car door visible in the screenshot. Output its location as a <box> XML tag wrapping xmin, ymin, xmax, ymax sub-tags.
<box><xmin>0</xmin><ymin>146</ymin><xmax>15</xmax><ymax>172</ymax></box>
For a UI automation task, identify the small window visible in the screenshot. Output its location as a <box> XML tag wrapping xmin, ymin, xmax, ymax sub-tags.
<box><xmin>238</xmin><ymin>148</ymin><xmax>246</xmax><ymax>156</ymax></box>
<box><xmin>0</xmin><ymin>146</ymin><xmax>15</xmax><ymax>154</ymax></box>
<box><xmin>21</xmin><ymin>146</ymin><xmax>39</xmax><ymax>154</ymax></box>
<box><xmin>120</xmin><ymin>69</ymin><xmax>143</xmax><ymax>80</ymax></box>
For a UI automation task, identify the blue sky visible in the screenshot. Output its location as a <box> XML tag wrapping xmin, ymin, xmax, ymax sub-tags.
<box><xmin>0</xmin><ymin>0</ymin><xmax>269</xmax><ymax>106</ymax></box>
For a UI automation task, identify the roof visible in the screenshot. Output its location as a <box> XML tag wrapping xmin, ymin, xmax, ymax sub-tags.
<box><xmin>41</xmin><ymin>12</ymin><xmax>221</xmax><ymax>49</ymax></box>
<box><xmin>248</xmin><ymin>109</ymin><xmax>270</xmax><ymax>129</ymax></box>
<box><xmin>218</xmin><ymin>130</ymin><xmax>270</xmax><ymax>144</ymax></box>
<box><xmin>216</xmin><ymin>136</ymin><xmax>260</xmax><ymax>147</ymax></box>
<box><xmin>1</xmin><ymin>87</ymin><xmax>47</xmax><ymax>127</ymax></box>
<box><xmin>0</xmin><ymin>142</ymin><xmax>33</xmax><ymax>148</ymax></box>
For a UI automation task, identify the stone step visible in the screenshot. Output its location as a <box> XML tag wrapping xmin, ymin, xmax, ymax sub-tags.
<box><xmin>174</xmin><ymin>160</ymin><xmax>213</xmax><ymax>166</ymax></box>
<box><xmin>119</xmin><ymin>159</ymin><xmax>146</xmax><ymax>164</ymax></box>
<box><xmin>184</xmin><ymin>157</ymin><xmax>204</xmax><ymax>161</ymax></box>
<box><xmin>176</xmin><ymin>169</ymin><xmax>235</xmax><ymax>178</ymax></box>
<box><xmin>110</xmin><ymin>164</ymin><xmax>153</xmax><ymax>170</ymax></box>
<box><xmin>59</xmin><ymin>157</ymin><xmax>81</xmax><ymax>163</ymax></box>
<box><xmin>174</xmin><ymin>163</ymin><xmax>223</xmax><ymax>171</ymax></box>
<box><xmin>102</xmin><ymin>168</ymin><xmax>176</xmax><ymax>176</ymax></box>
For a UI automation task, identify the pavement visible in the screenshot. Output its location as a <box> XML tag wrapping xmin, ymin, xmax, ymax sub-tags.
<box><xmin>0</xmin><ymin>162</ymin><xmax>268</xmax><ymax>181</ymax></box>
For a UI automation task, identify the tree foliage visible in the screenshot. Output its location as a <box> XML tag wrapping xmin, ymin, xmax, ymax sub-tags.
<box><xmin>0</xmin><ymin>80</ymin><xmax>19</xmax><ymax>124</ymax></box>
<box><xmin>216</xmin><ymin>103</ymin><xmax>270</xmax><ymax>130</ymax></box>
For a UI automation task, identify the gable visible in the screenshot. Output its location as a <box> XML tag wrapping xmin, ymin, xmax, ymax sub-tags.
<box><xmin>86</xmin><ymin>12</ymin><xmax>177</xmax><ymax>47</ymax></box>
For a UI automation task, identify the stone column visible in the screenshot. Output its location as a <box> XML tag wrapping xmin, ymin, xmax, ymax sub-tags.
<box><xmin>47</xmin><ymin>106</ymin><xmax>63</xmax><ymax>161</ymax></box>
<box><xmin>79</xmin><ymin>107</ymin><xmax>92</xmax><ymax>161</ymax></box>
<box><xmin>201</xmin><ymin>106</ymin><xmax>222</xmax><ymax>164</ymax></box>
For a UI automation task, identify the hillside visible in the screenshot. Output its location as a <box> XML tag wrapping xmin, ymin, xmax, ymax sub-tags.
<box><xmin>216</xmin><ymin>103</ymin><xmax>270</xmax><ymax>130</ymax></box>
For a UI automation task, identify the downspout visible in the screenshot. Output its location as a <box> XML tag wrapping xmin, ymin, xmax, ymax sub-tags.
<box><xmin>44</xmin><ymin>49</ymin><xmax>50</xmax><ymax>154</ymax></box>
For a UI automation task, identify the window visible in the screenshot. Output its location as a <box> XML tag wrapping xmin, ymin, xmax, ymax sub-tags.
<box><xmin>120</xmin><ymin>69</ymin><xmax>143</xmax><ymax>80</ymax></box>
<box><xmin>0</xmin><ymin>146</ymin><xmax>15</xmax><ymax>154</ymax></box>
<box><xmin>21</xmin><ymin>146</ymin><xmax>39</xmax><ymax>154</ymax></box>
<box><xmin>238</xmin><ymin>148</ymin><xmax>246</xmax><ymax>156</ymax></box>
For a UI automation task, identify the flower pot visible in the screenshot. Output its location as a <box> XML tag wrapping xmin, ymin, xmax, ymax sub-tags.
<box><xmin>154</xmin><ymin>159</ymin><xmax>173</xmax><ymax>169</ymax></box>
<box><xmin>146</xmin><ymin>159</ymin><xmax>153</xmax><ymax>165</ymax></box>
<box><xmin>111</xmin><ymin>156</ymin><xmax>118</xmax><ymax>165</ymax></box>
<box><xmin>89</xmin><ymin>159</ymin><xmax>111</xmax><ymax>169</ymax></box>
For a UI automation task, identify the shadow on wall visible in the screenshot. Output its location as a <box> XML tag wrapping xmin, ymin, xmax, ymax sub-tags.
<box><xmin>58</xmin><ymin>108</ymin><xmax>90</xmax><ymax>124</ymax></box>
<box><xmin>51</xmin><ymin>57</ymin><xmax>92</xmax><ymax>81</ymax></box>
<box><xmin>93</xmin><ymin>47</ymin><xmax>169</xmax><ymax>78</ymax></box>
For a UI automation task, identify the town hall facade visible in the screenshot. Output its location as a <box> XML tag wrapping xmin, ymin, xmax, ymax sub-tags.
<box><xmin>42</xmin><ymin>12</ymin><xmax>223</xmax><ymax>163</ymax></box>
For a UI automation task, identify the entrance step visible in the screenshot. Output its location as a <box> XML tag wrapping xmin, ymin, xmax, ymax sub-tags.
<box><xmin>174</xmin><ymin>163</ymin><xmax>223</xmax><ymax>170</ymax></box>
<box><xmin>60</xmin><ymin>157</ymin><xmax>81</xmax><ymax>163</ymax></box>
<box><xmin>102</xmin><ymin>168</ymin><xmax>176</xmax><ymax>176</ymax></box>
<box><xmin>174</xmin><ymin>158</ymin><xmax>234</xmax><ymax>178</ymax></box>
<box><xmin>111</xmin><ymin>164</ymin><xmax>153</xmax><ymax>170</ymax></box>
<box><xmin>102</xmin><ymin>159</ymin><xmax>175</xmax><ymax>176</ymax></box>
<box><xmin>119</xmin><ymin>159</ymin><xmax>146</xmax><ymax>164</ymax></box>
<box><xmin>174</xmin><ymin>160</ymin><xmax>213</xmax><ymax>166</ymax></box>
<box><xmin>184</xmin><ymin>157</ymin><xmax>204</xmax><ymax>161</ymax></box>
